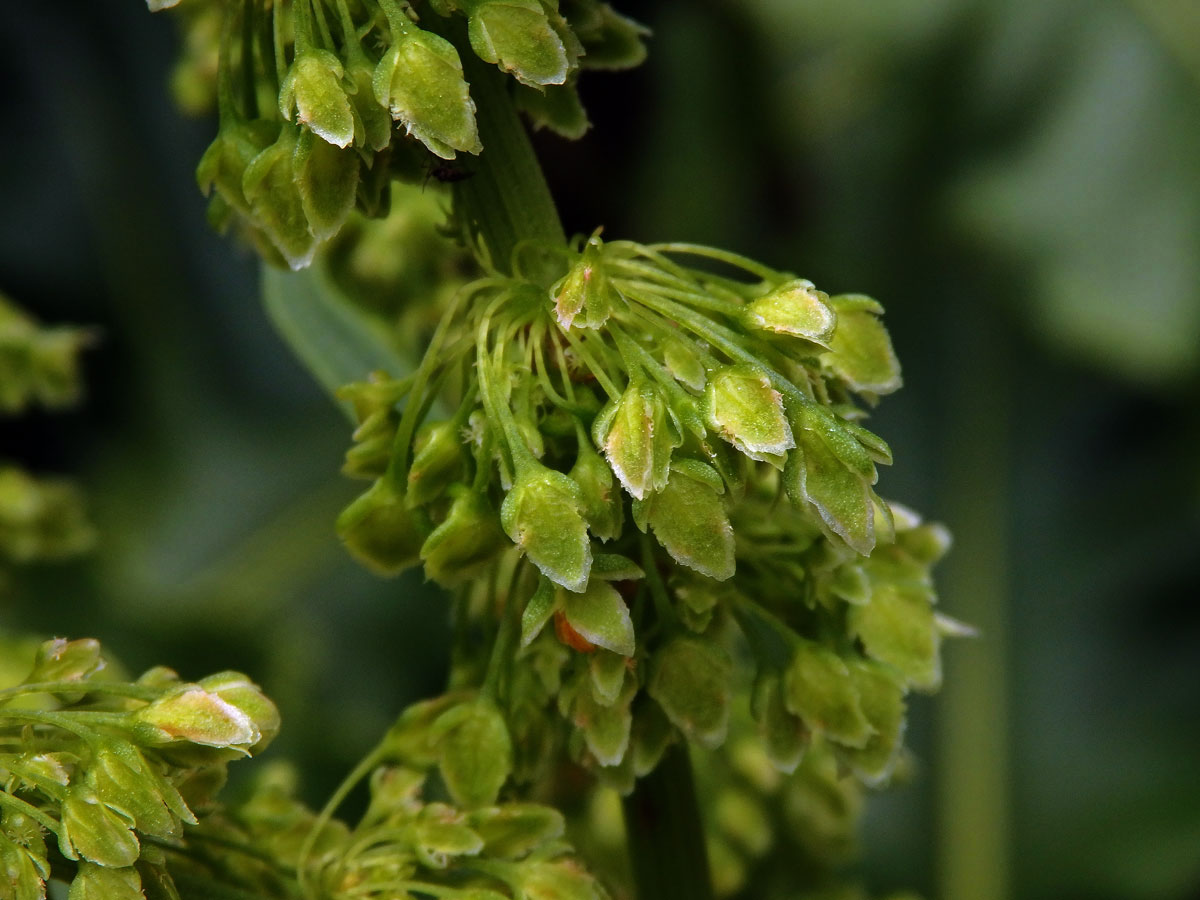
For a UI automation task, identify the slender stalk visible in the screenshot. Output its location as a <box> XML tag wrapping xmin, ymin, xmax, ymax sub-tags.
<box><xmin>621</xmin><ymin>742</ymin><xmax>715</xmax><ymax>900</ymax></box>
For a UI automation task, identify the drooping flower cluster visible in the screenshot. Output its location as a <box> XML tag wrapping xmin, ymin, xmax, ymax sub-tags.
<box><xmin>150</xmin><ymin>0</ymin><xmax>647</xmax><ymax>268</ymax></box>
<box><xmin>334</xmin><ymin>233</ymin><xmax>957</xmax><ymax>792</ymax></box>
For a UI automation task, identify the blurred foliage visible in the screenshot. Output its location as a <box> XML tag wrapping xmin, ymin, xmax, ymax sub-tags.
<box><xmin>2</xmin><ymin>1</ymin><xmax>1199</xmax><ymax>899</ymax></box>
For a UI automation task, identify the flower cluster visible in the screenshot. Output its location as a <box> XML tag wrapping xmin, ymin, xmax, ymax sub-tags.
<box><xmin>0</xmin><ymin>639</ymin><xmax>278</xmax><ymax>900</ymax></box>
<box><xmin>150</xmin><ymin>0</ymin><xmax>647</xmax><ymax>268</ymax></box>
<box><xmin>334</xmin><ymin>233</ymin><xmax>957</xmax><ymax>789</ymax></box>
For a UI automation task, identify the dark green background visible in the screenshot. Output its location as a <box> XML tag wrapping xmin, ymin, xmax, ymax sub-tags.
<box><xmin>2</xmin><ymin>2</ymin><xmax>1199</xmax><ymax>898</ymax></box>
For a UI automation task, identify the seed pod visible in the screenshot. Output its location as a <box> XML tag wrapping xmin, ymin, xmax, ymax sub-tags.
<box><xmin>279</xmin><ymin>49</ymin><xmax>355</xmax><ymax>149</ymax></box>
<box><xmin>420</xmin><ymin>486</ymin><xmax>507</xmax><ymax>586</ymax></box>
<box><xmin>337</xmin><ymin>478</ymin><xmax>426</xmax><ymax>576</ymax></box>
<box><xmin>596</xmin><ymin>381</ymin><xmax>678</xmax><ymax>500</ymax></box>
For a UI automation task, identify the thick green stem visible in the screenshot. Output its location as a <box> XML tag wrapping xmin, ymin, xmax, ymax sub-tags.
<box><xmin>435</xmin><ymin>19</ymin><xmax>566</xmax><ymax>274</ymax></box>
<box><xmin>622</xmin><ymin>742</ymin><xmax>715</xmax><ymax>900</ymax></box>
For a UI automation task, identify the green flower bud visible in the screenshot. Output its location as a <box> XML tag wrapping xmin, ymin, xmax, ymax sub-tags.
<box><xmin>68</xmin><ymin>864</ymin><xmax>143</xmax><ymax>900</ymax></box>
<box><xmin>744</xmin><ymin>279</ymin><xmax>836</xmax><ymax>346</ymax></box>
<box><xmin>420</xmin><ymin>486</ymin><xmax>507</xmax><ymax>586</ymax></box>
<box><xmin>570</xmin><ymin>677</ymin><xmax>632</xmax><ymax>766</ymax></box>
<box><xmin>554</xmin><ymin>236</ymin><xmax>616</xmax><ymax>330</ymax></box>
<box><xmin>433</xmin><ymin>699</ymin><xmax>513</xmax><ymax>808</ymax></box>
<box><xmin>23</xmin><ymin>637</ymin><xmax>103</xmax><ymax>684</ymax></box>
<box><xmin>241</xmin><ymin>127</ymin><xmax>316</xmax><ymax>270</ymax></box>
<box><xmin>570</xmin><ymin>1</ymin><xmax>649</xmax><ymax>71</ymax></box>
<box><xmin>848</xmin><ymin>581</ymin><xmax>940</xmax><ymax>691</ymax></box>
<box><xmin>662</xmin><ymin>336</ymin><xmax>707</xmax><ymax>391</ymax></box>
<box><xmin>196</xmin><ymin>119</ymin><xmax>279</xmax><ymax>218</ymax></box>
<box><xmin>468</xmin><ymin>0</ymin><xmax>572</xmax><ymax>87</ymax></box>
<box><xmin>824</xmin><ymin>294</ymin><xmax>902</xmax><ymax>395</ymax></box>
<box><xmin>783</xmin><ymin>640</ymin><xmax>873</xmax><ymax>749</ymax></box>
<box><xmin>337</xmin><ymin>478</ymin><xmax>426</xmax><ymax>576</ymax></box>
<box><xmin>407</xmin><ymin>420</ymin><xmax>466</xmax><ymax>507</ymax></box>
<box><xmin>293</xmin><ymin>128</ymin><xmax>359</xmax><ymax>242</ymax></box>
<box><xmin>345</xmin><ymin>59</ymin><xmax>394</xmax><ymax>152</ymax></box>
<box><xmin>0</xmin><ymin>835</ymin><xmax>45</xmax><ymax>900</ymax></box>
<box><xmin>648</xmin><ymin>635</ymin><xmax>732</xmax><ymax>749</ymax></box>
<box><xmin>500</xmin><ymin>466</ymin><xmax>592</xmax><ymax>592</ymax></box>
<box><xmin>196</xmin><ymin>671</ymin><xmax>281</xmax><ymax>752</ymax></box>
<box><xmin>520</xmin><ymin>577</ymin><xmax>559</xmax><ymax>647</ymax></box>
<box><xmin>704</xmin><ymin>366</ymin><xmax>794</xmax><ymax>463</ymax></box>
<box><xmin>785</xmin><ymin>404</ymin><xmax>878</xmax><ymax>555</ymax></box>
<box><xmin>560</xmin><ymin>578</ymin><xmax>634</xmax><ymax>657</ymax></box>
<box><xmin>588</xmin><ymin>649</ymin><xmax>627</xmax><ymax>706</ymax></box>
<box><xmin>568</xmin><ymin>438</ymin><xmax>623</xmax><ymax>541</ymax></box>
<box><xmin>751</xmin><ymin>672</ymin><xmax>808</xmax><ymax>773</ymax></box>
<box><xmin>60</xmin><ymin>785</ymin><xmax>140</xmax><ymax>868</ymax></box>
<box><xmin>639</xmin><ymin>462</ymin><xmax>734</xmax><ymax>581</ymax></box>
<box><xmin>279</xmin><ymin>49</ymin><xmax>355</xmax><ymax>149</ymax></box>
<box><xmin>596</xmin><ymin>380</ymin><xmax>678</xmax><ymax>500</ymax></box>
<box><xmin>839</xmin><ymin>660</ymin><xmax>906</xmax><ymax>784</ymax></box>
<box><xmin>466</xmin><ymin>803</ymin><xmax>564</xmax><ymax>859</ymax></box>
<box><xmin>513</xmin><ymin>81</ymin><xmax>590</xmax><ymax>139</ymax></box>
<box><xmin>373</xmin><ymin>29</ymin><xmax>482</xmax><ymax>160</ymax></box>
<box><xmin>132</xmin><ymin>685</ymin><xmax>259</xmax><ymax>751</ymax></box>
<box><xmin>518</xmin><ymin>859</ymin><xmax>607</xmax><ymax>900</ymax></box>
<box><xmin>414</xmin><ymin>803</ymin><xmax>485</xmax><ymax>868</ymax></box>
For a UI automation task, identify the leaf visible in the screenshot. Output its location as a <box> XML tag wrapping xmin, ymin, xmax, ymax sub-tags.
<box><xmin>262</xmin><ymin>264</ymin><xmax>411</xmax><ymax>416</ymax></box>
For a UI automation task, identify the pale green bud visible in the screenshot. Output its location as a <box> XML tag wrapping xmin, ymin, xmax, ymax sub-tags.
<box><xmin>571</xmin><ymin>678</ymin><xmax>632</xmax><ymax>766</ymax></box>
<box><xmin>433</xmin><ymin>699</ymin><xmax>513</xmax><ymax>808</ymax></box>
<box><xmin>744</xmin><ymin>279</ymin><xmax>836</xmax><ymax>346</ymax></box>
<box><xmin>279</xmin><ymin>49</ymin><xmax>355</xmax><ymax>149</ymax></box>
<box><xmin>23</xmin><ymin>637</ymin><xmax>103</xmax><ymax>684</ymax></box>
<box><xmin>337</xmin><ymin>478</ymin><xmax>426</xmax><ymax>576</ymax></box>
<box><xmin>0</xmin><ymin>835</ymin><xmax>45</xmax><ymax>900</ymax></box>
<box><xmin>639</xmin><ymin>462</ymin><xmax>734</xmax><ymax>581</ymax></box>
<box><xmin>568</xmin><ymin>439</ymin><xmax>623</xmax><ymax>541</ymax></box>
<box><xmin>88</xmin><ymin>746</ymin><xmax>182</xmax><ymax>840</ymax></box>
<box><xmin>293</xmin><ymin>128</ymin><xmax>359</xmax><ymax>242</ymax></box>
<box><xmin>783</xmin><ymin>640</ymin><xmax>873</xmax><ymax>749</ymax></box>
<box><xmin>662</xmin><ymin>337</ymin><xmax>707</xmax><ymax>391</ymax></box>
<box><xmin>407</xmin><ymin>420</ymin><xmax>466</xmax><ymax>507</ymax></box>
<box><xmin>824</xmin><ymin>294</ymin><xmax>902</xmax><ymax>395</ymax></box>
<box><xmin>554</xmin><ymin>236</ymin><xmax>615</xmax><ymax>330</ymax></box>
<box><xmin>196</xmin><ymin>671</ymin><xmax>281</xmax><ymax>752</ymax></box>
<box><xmin>839</xmin><ymin>659</ymin><xmax>906</xmax><ymax>785</ymax></box>
<box><xmin>500</xmin><ymin>466</ymin><xmax>592</xmax><ymax>592</ymax></box>
<box><xmin>132</xmin><ymin>685</ymin><xmax>260</xmax><ymax>751</ymax></box>
<box><xmin>648</xmin><ymin>635</ymin><xmax>732</xmax><ymax>749</ymax></box>
<box><xmin>596</xmin><ymin>380</ymin><xmax>678</xmax><ymax>500</ymax></box>
<box><xmin>373</xmin><ymin>30</ymin><xmax>482</xmax><ymax>159</ymax></box>
<box><xmin>466</xmin><ymin>804</ymin><xmax>564</xmax><ymax>859</ymax></box>
<box><xmin>468</xmin><ymin>0</ymin><xmax>571</xmax><ymax>87</ymax></box>
<box><xmin>242</xmin><ymin>127</ymin><xmax>316</xmax><ymax>270</ymax></box>
<box><xmin>704</xmin><ymin>366</ymin><xmax>794</xmax><ymax>463</ymax></box>
<box><xmin>518</xmin><ymin>859</ymin><xmax>607</xmax><ymax>900</ymax></box>
<box><xmin>848</xmin><ymin>581</ymin><xmax>941</xmax><ymax>691</ymax></box>
<box><xmin>560</xmin><ymin>578</ymin><xmax>635</xmax><ymax>657</ymax></box>
<box><xmin>413</xmin><ymin>803</ymin><xmax>485</xmax><ymax>868</ymax></box>
<box><xmin>420</xmin><ymin>486</ymin><xmax>507</xmax><ymax>586</ymax></box>
<box><xmin>751</xmin><ymin>672</ymin><xmax>808</xmax><ymax>773</ymax></box>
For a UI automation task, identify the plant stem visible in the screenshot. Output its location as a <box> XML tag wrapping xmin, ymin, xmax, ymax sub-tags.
<box><xmin>434</xmin><ymin>18</ymin><xmax>566</xmax><ymax>274</ymax></box>
<box><xmin>621</xmin><ymin>741</ymin><xmax>715</xmax><ymax>900</ymax></box>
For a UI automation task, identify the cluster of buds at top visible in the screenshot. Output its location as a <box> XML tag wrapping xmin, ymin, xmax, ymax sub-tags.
<box><xmin>0</xmin><ymin>638</ymin><xmax>278</xmax><ymax>900</ymax></box>
<box><xmin>149</xmin><ymin>0</ymin><xmax>647</xmax><ymax>268</ymax></box>
<box><xmin>333</xmin><ymin>233</ymin><xmax>958</xmax><ymax>789</ymax></box>
<box><xmin>0</xmin><ymin>294</ymin><xmax>91</xmax><ymax>416</ymax></box>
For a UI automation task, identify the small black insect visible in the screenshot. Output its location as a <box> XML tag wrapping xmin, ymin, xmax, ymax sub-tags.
<box><xmin>424</xmin><ymin>159</ymin><xmax>475</xmax><ymax>187</ymax></box>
